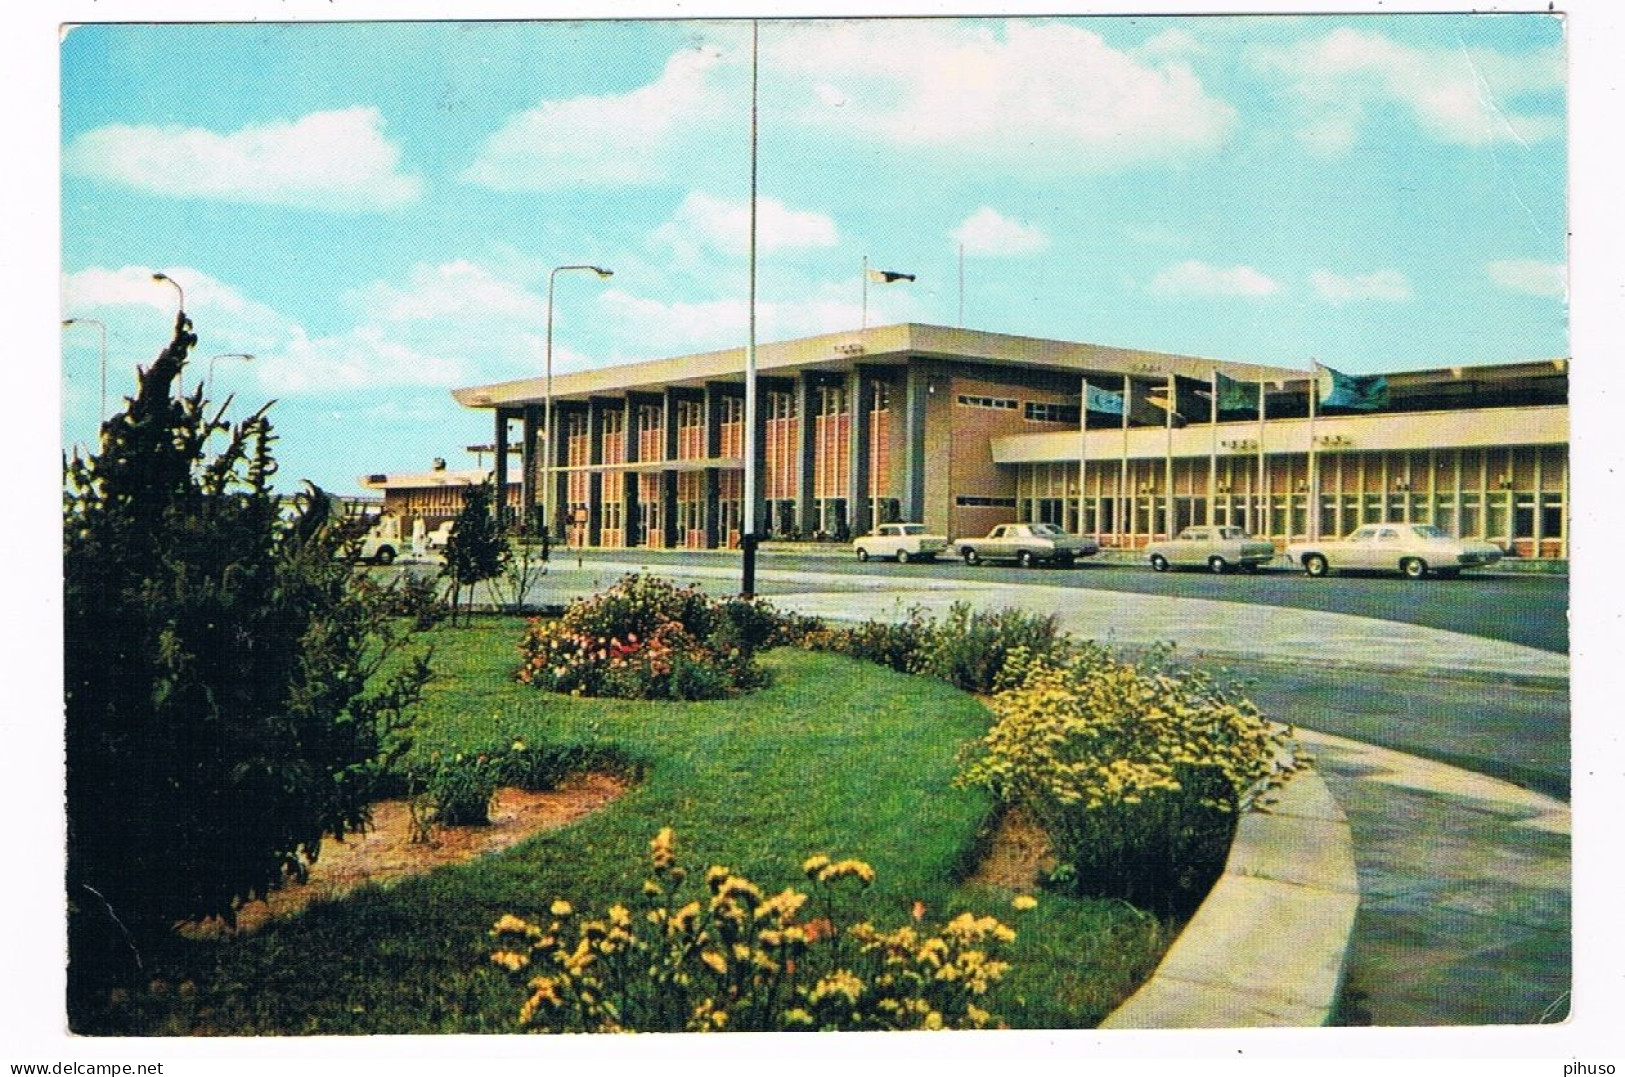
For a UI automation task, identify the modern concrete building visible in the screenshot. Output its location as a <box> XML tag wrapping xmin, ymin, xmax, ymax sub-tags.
<box><xmin>432</xmin><ymin>324</ymin><xmax>1566</xmax><ymax>558</ymax></box>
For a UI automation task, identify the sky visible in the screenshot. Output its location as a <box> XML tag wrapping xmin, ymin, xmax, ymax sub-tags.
<box><xmin>59</xmin><ymin>14</ymin><xmax>1568</xmax><ymax>495</ymax></box>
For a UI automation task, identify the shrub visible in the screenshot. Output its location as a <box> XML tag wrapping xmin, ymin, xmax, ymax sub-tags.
<box><xmin>63</xmin><ymin>316</ymin><xmax>431</xmax><ymax>1010</ymax></box>
<box><xmin>916</xmin><ymin>603</ymin><xmax>1064</xmax><ymax>693</ymax></box>
<box><xmin>404</xmin><ymin>739</ymin><xmax>643</xmax><ymax>828</ymax></box>
<box><xmin>801</xmin><ymin>602</ymin><xmax>1066</xmax><ymax>694</ymax></box>
<box><xmin>957</xmin><ymin>646</ymin><xmax>1298</xmax><ymax>915</ymax></box>
<box><xmin>515</xmin><ymin>576</ymin><xmax>786</xmax><ymax>701</ymax></box>
<box><xmin>488</xmin><ymin>828</ymin><xmax>1019</xmax><ymax>1032</ymax></box>
<box><xmin>441</xmin><ymin>478</ymin><xmax>509</xmax><ymax>624</ymax></box>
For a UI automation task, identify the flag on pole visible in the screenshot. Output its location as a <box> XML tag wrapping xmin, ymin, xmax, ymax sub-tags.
<box><xmin>866</xmin><ymin>268</ymin><xmax>916</xmax><ymax>283</ymax></box>
<box><xmin>1316</xmin><ymin>363</ymin><xmax>1389</xmax><ymax>410</ymax></box>
<box><xmin>1126</xmin><ymin>380</ymin><xmax>1174</xmax><ymax>426</ymax></box>
<box><xmin>1083</xmin><ymin>383</ymin><xmax>1125</xmax><ymax>415</ymax></box>
<box><xmin>1214</xmin><ymin>370</ymin><xmax>1258</xmax><ymax>415</ymax></box>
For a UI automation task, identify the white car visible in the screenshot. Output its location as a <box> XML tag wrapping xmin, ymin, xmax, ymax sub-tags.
<box><xmin>955</xmin><ymin>522</ymin><xmax>1101</xmax><ymax>568</ymax></box>
<box><xmin>853</xmin><ymin>523</ymin><xmax>949</xmax><ymax>564</ymax></box>
<box><xmin>1146</xmin><ymin>526</ymin><xmax>1276</xmax><ymax>574</ymax></box>
<box><xmin>425</xmin><ymin>521</ymin><xmax>455</xmax><ymax>550</ymax></box>
<box><xmin>1285</xmin><ymin>523</ymin><xmax>1503</xmax><ymax>579</ymax></box>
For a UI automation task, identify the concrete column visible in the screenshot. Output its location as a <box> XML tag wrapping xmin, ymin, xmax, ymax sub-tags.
<box><xmin>587</xmin><ymin>398</ymin><xmax>606</xmax><ymax>546</ymax></box>
<box><xmin>796</xmin><ymin>374</ymin><xmax>818</xmax><ymax>535</ymax></box>
<box><xmin>662</xmin><ymin>389</ymin><xmax>680</xmax><ymax>547</ymax></box>
<box><xmin>624</xmin><ymin>396</ymin><xmax>640</xmax><ymax>546</ymax></box>
<box><xmin>551</xmin><ymin>406</ymin><xmax>573</xmax><ymax>540</ymax></box>
<box><xmin>704</xmin><ymin>468</ymin><xmax>721</xmax><ymax>549</ymax></box>
<box><xmin>493</xmin><ymin>408</ymin><xmax>510</xmax><ymax>525</ymax></box>
<box><xmin>520</xmin><ymin>405</ymin><xmax>540</xmax><ymax>532</ymax></box>
<box><xmin>901</xmin><ymin>361</ymin><xmax>928</xmax><ymax>524</ymax></box>
<box><xmin>847</xmin><ymin>367</ymin><xmax>873</xmax><ymax>538</ymax></box>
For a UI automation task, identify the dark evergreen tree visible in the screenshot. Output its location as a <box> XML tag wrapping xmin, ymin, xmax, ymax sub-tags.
<box><xmin>63</xmin><ymin>314</ymin><xmax>431</xmax><ymax>1018</ymax></box>
<box><xmin>439</xmin><ymin>477</ymin><xmax>509</xmax><ymax>624</ymax></box>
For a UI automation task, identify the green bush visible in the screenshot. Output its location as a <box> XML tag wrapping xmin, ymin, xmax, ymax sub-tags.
<box><xmin>63</xmin><ymin>316</ymin><xmax>431</xmax><ymax>1012</ymax></box>
<box><xmin>802</xmin><ymin>602</ymin><xmax>1065</xmax><ymax>694</ymax></box>
<box><xmin>957</xmin><ymin>646</ymin><xmax>1297</xmax><ymax>915</ymax></box>
<box><xmin>488</xmin><ymin>828</ymin><xmax>1020</xmax><ymax>1032</ymax></box>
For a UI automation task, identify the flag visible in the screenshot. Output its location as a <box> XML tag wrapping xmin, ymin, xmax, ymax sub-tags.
<box><xmin>1127</xmin><ymin>380</ymin><xmax>1177</xmax><ymax>426</ymax></box>
<box><xmin>1172</xmin><ymin>375</ymin><xmax>1210</xmax><ymax>422</ymax></box>
<box><xmin>1084</xmin><ymin>383</ymin><xmax>1124</xmax><ymax>416</ymax></box>
<box><xmin>866</xmin><ymin>268</ymin><xmax>916</xmax><ymax>283</ymax></box>
<box><xmin>1214</xmin><ymin>370</ymin><xmax>1258</xmax><ymax>415</ymax></box>
<box><xmin>1316</xmin><ymin>363</ymin><xmax>1390</xmax><ymax>411</ymax></box>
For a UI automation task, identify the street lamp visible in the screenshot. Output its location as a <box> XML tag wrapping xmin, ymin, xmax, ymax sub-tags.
<box><xmin>207</xmin><ymin>352</ymin><xmax>255</xmax><ymax>395</ymax></box>
<box><xmin>152</xmin><ymin>271</ymin><xmax>185</xmax><ymax>316</ymax></box>
<box><xmin>61</xmin><ymin>317</ymin><xmax>107</xmax><ymax>425</ymax></box>
<box><xmin>542</xmin><ymin>263</ymin><xmax>613</xmax><ymax>542</ymax></box>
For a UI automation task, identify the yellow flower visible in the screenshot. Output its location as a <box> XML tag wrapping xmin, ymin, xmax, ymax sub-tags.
<box><xmin>1011</xmin><ymin>894</ymin><xmax>1038</xmax><ymax>911</ymax></box>
<box><xmin>700</xmin><ymin>950</ymin><xmax>729</xmax><ymax>975</ymax></box>
<box><xmin>550</xmin><ymin>900</ymin><xmax>574</xmax><ymax>918</ymax></box>
<box><xmin>492</xmin><ymin>913</ymin><xmax>533</xmax><ymax>935</ymax></box>
<box><xmin>801</xmin><ymin>854</ymin><xmax>831</xmax><ymax>877</ymax></box>
<box><xmin>490</xmin><ymin>949</ymin><xmax>529</xmax><ymax>972</ymax></box>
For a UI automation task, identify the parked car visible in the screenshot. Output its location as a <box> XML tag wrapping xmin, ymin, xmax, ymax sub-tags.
<box><xmin>1145</xmin><ymin>525</ymin><xmax>1277</xmax><ymax>574</ymax></box>
<box><xmin>1284</xmin><ymin>523</ymin><xmax>1503</xmax><ymax>579</ymax></box>
<box><xmin>354</xmin><ymin>517</ymin><xmax>402</xmax><ymax>565</ymax></box>
<box><xmin>425</xmin><ymin>521</ymin><xmax>455</xmax><ymax>551</ymax></box>
<box><xmin>955</xmin><ymin>522</ymin><xmax>1100</xmax><ymax>568</ymax></box>
<box><xmin>853</xmin><ymin>523</ymin><xmax>949</xmax><ymax>563</ymax></box>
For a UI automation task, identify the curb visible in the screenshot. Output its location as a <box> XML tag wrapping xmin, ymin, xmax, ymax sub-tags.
<box><xmin>1100</xmin><ymin>761</ymin><xmax>1359</xmax><ymax>1028</ymax></box>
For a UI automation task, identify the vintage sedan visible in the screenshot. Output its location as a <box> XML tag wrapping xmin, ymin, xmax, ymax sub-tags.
<box><xmin>956</xmin><ymin>522</ymin><xmax>1100</xmax><ymax>568</ymax></box>
<box><xmin>1284</xmin><ymin>523</ymin><xmax>1503</xmax><ymax>579</ymax></box>
<box><xmin>1145</xmin><ymin>526</ymin><xmax>1277</xmax><ymax>574</ymax></box>
<box><xmin>852</xmin><ymin>523</ymin><xmax>950</xmax><ymax>563</ymax></box>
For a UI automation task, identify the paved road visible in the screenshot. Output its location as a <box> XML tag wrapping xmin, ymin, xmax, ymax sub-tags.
<box><xmin>573</xmin><ymin>548</ymin><xmax>1570</xmax><ymax>654</ymax></box>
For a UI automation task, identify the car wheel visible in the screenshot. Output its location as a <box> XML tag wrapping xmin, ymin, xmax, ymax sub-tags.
<box><xmin>856</xmin><ymin>548</ymin><xmax>869</xmax><ymax>563</ymax></box>
<box><xmin>1401</xmin><ymin>557</ymin><xmax>1428</xmax><ymax>579</ymax></box>
<box><xmin>962</xmin><ymin>548</ymin><xmax>980</xmax><ymax>566</ymax></box>
<box><xmin>1150</xmin><ymin>554</ymin><xmax>1170</xmax><ymax>573</ymax></box>
<box><xmin>1059</xmin><ymin>555</ymin><xmax>1076</xmax><ymax>568</ymax></box>
<box><xmin>1303</xmin><ymin>554</ymin><xmax>1328</xmax><ymax>578</ymax></box>
<box><xmin>1209</xmin><ymin>556</ymin><xmax>1230</xmax><ymax>575</ymax></box>
<box><xmin>1017</xmin><ymin>550</ymin><xmax>1035</xmax><ymax>569</ymax></box>
<box><xmin>896</xmin><ymin>550</ymin><xmax>911</xmax><ymax>564</ymax></box>
<box><xmin>375</xmin><ymin>546</ymin><xmax>396</xmax><ymax>566</ymax></box>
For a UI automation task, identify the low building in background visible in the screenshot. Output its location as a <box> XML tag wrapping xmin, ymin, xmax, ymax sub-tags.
<box><xmin>417</xmin><ymin>323</ymin><xmax>1565</xmax><ymax>558</ymax></box>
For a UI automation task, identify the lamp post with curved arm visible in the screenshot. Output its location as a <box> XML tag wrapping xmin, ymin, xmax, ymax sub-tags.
<box><xmin>61</xmin><ymin>317</ymin><xmax>107</xmax><ymax>425</ymax></box>
<box><xmin>542</xmin><ymin>264</ymin><xmax>613</xmax><ymax>541</ymax></box>
<box><xmin>152</xmin><ymin>271</ymin><xmax>185</xmax><ymax>316</ymax></box>
<box><xmin>207</xmin><ymin>352</ymin><xmax>255</xmax><ymax>396</ymax></box>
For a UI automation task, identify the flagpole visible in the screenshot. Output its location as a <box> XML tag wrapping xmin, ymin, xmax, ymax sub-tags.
<box><xmin>1256</xmin><ymin>381</ymin><xmax>1267</xmax><ymax>540</ymax></box>
<box><xmin>1209</xmin><ymin>369</ymin><xmax>1219</xmax><ymax>527</ymax></box>
<box><xmin>1078</xmin><ymin>376</ymin><xmax>1088</xmax><ymax>535</ymax></box>
<box><xmin>741</xmin><ymin>19</ymin><xmax>760</xmax><ymax>598</ymax></box>
<box><xmin>861</xmin><ymin>254</ymin><xmax>868</xmax><ymax>331</ymax></box>
<box><xmin>1121</xmin><ymin>374</ymin><xmax>1130</xmax><ymax>549</ymax></box>
<box><xmin>1307</xmin><ymin>363</ymin><xmax>1319</xmax><ymax>541</ymax></box>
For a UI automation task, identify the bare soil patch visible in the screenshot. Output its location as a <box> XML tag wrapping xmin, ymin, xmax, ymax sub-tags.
<box><xmin>180</xmin><ymin>773</ymin><xmax>628</xmax><ymax>939</ymax></box>
<box><xmin>971</xmin><ymin>806</ymin><xmax>1054</xmax><ymax>890</ymax></box>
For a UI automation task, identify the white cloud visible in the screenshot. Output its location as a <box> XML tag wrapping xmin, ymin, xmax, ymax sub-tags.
<box><xmin>1139</xmin><ymin>28</ymin><xmax>1205</xmax><ymax>60</ymax></box>
<box><xmin>349</xmin><ymin>260</ymin><xmax>545</xmax><ymax>323</ymax></box>
<box><xmin>463</xmin><ymin>46</ymin><xmax>731</xmax><ymax>190</ymax></box>
<box><xmin>1309</xmin><ymin>268</ymin><xmax>1413</xmax><ymax>304</ymax></box>
<box><xmin>1485</xmin><ymin>259</ymin><xmax>1567</xmax><ymax>298</ymax></box>
<box><xmin>651</xmin><ymin>192</ymin><xmax>839</xmax><ymax>259</ymax></box>
<box><xmin>950</xmin><ymin>207</ymin><xmax>1050</xmax><ymax>256</ymax></box>
<box><xmin>63</xmin><ymin>107</ymin><xmax>422</xmax><ymax>211</ymax></box>
<box><xmin>1148</xmin><ymin>260</ymin><xmax>1280</xmax><ymax>299</ymax></box>
<box><xmin>770</xmin><ymin>20</ymin><xmax>1236</xmax><ymax>170</ymax></box>
<box><xmin>1251</xmin><ymin>29</ymin><xmax>1564</xmax><ymax>154</ymax></box>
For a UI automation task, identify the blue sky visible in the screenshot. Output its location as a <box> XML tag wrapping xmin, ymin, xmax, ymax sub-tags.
<box><xmin>59</xmin><ymin>14</ymin><xmax>1568</xmax><ymax>495</ymax></box>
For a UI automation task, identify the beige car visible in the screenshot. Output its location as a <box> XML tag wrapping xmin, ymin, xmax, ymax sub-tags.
<box><xmin>1285</xmin><ymin>523</ymin><xmax>1503</xmax><ymax>579</ymax></box>
<box><xmin>1146</xmin><ymin>526</ymin><xmax>1276</xmax><ymax>574</ymax></box>
<box><xmin>853</xmin><ymin>523</ymin><xmax>949</xmax><ymax>564</ymax></box>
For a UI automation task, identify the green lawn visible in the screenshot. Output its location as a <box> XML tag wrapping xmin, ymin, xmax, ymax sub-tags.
<box><xmin>90</xmin><ymin>618</ymin><xmax>1167</xmax><ymax>1034</ymax></box>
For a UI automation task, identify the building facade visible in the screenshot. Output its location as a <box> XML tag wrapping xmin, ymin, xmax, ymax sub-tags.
<box><xmin>439</xmin><ymin>324</ymin><xmax>1568</xmax><ymax>558</ymax></box>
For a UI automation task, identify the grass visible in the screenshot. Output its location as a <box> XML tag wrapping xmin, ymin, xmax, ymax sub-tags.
<box><xmin>83</xmin><ymin>617</ymin><xmax>1168</xmax><ymax>1035</ymax></box>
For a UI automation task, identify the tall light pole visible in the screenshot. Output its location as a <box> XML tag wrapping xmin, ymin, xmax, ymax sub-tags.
<box><xmin>543</xmin><ymin>264</ymin><xmax>613</xmax><ymax>541</ymax></box>
<box><xmin>152</xmin><ymin>271</ymin><xmax>185</xmax><ymax>316</ymax></box>
<box><xmin>207</xmin><ymin>352</ymin><xmax>254</xmax><ymax>395</ymax></box>
<box><xmin>61</xmin><ymin>317</ymin><xmax>107</xmax><ymax>426</ymax></box>
<box><xmin>742</xmin><ymin>19</ymin><xmax>761</xmax><ymax>597</ymax></box>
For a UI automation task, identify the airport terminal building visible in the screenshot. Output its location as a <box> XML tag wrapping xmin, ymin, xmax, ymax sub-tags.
<box><xmin>419</xmin><ymin>324</ymin><xmax>1567</xmax><ymax>558</ymax></box>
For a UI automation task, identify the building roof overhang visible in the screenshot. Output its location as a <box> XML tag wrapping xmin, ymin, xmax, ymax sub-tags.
<box><xmin>450</xmin><ymin>323</ymin><xmax>1311</xmax><ymax>412</ymax></box>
